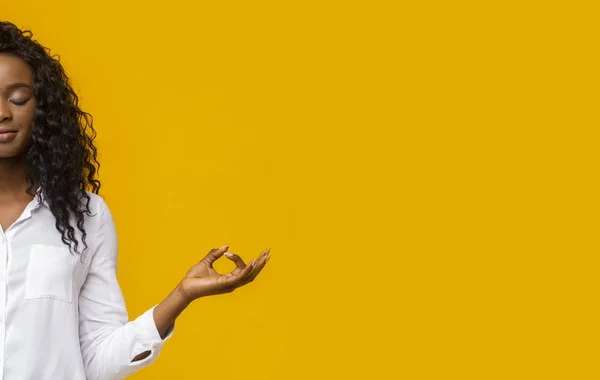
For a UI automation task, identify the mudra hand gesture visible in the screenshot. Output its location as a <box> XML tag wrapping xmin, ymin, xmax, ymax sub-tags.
<box><xmin>177</xmin><ymin>246</ymin><xmax>271</xmax><ymax>301</ymax></box>
<box><xmin>152</xmin><ymin>246</ymin><xmax>272</xmax><ymax>341</ymax></box>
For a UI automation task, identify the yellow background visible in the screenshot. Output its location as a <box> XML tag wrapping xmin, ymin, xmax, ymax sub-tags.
<box><xmin>3</xmin><ymin>1</ymin><xmax>599</xmax><ymax>379</ymax></box>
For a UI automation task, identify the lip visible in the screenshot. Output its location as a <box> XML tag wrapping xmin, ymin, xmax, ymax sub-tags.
<box><xmin>0</xmin><ymin>131</ymin><xmax>18</xmax><ymax>142</ymax></box>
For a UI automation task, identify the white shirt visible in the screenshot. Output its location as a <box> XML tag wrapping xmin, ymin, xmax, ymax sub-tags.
<box><xmin>0</xmin><ymin>189</ymin><xmax>173</xmax><ymax>380</ymax></box>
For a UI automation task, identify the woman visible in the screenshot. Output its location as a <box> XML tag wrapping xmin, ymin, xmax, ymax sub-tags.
<box><xmin>0</xmin><ymin>21</ymin><xmax>270</xmax><ymax>380</ymax></box>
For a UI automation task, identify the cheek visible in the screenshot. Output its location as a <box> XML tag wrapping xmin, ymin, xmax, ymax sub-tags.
<box><xmin>13</xmin><ymin>108</ymin><xmax>36</xmax><ymax>144</ymax></box>
<box><xmin>17</xmin><ymin>104</ymin><xmax>37</xmax><ymax>128</ymax></box>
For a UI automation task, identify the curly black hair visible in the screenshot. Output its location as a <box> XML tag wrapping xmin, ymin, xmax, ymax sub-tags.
<box><xmin>0</xmin><ymin>21</ymin><xmax>101</xmax><ymax>255</ymax></box>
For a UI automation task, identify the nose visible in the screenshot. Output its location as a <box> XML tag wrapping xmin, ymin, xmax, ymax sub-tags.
<box><xmin>0</xmin><ymin>99</ymin><xmax>13</xmax><ymax>123</ymax></box>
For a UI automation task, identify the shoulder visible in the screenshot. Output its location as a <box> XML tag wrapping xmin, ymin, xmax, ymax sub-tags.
<box><xmin>82</xmin><ymin>192</ymin><xmax>118</xmax><ymax>249</ymax></box>
<box><xmin>82</xmin><ymin>191</ymin><xmax>111</xmax><ymax>220</ymax></box>
<box><xmin>77</xmin><ymin>192</ymin><xmax>114</xmax><ymax>238</ymax></box>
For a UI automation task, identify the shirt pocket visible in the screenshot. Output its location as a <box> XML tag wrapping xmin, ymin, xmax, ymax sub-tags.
<box><xmin>25</xmin><ymin>244</ymin><xmax>77</xmax><ymax>303</ymax></box>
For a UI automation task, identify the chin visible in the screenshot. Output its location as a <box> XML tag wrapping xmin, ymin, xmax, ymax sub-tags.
<box><xmin>0</xmin><ymin>148</ymin><xmax>26</xmax><ymax>159</ymax></box>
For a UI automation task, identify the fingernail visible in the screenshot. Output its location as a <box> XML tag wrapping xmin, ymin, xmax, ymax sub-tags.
<box><xmin>220</xmin><ymin>245</ymin><xmax>229</xmax><ymax>250</ymax></box>
<box><xmin>225</xmin><ymin>252</ymin><xmax>234</xmax><ymax>257</ymax></box>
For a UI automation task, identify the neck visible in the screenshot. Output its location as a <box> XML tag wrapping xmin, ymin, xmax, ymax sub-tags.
<box><xmin>0</xmin><ymin>155</ymin><xmax>32</xmax><ymax>196</ymax></box>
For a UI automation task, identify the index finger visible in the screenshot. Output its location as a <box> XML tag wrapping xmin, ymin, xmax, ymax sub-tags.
<box><xmin>224</xmin><ymin>260</ymin><xmax>256</xmax><ymax>287</ymax></box>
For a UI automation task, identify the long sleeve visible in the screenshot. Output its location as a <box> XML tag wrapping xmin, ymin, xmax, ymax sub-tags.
<box><xmin>78</xmin><ymin>200</ymin><xmax>174</xmax><ymax>380</ymax></box>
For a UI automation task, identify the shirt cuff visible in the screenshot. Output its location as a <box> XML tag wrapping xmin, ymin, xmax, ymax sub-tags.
<box><xmin>135</xmin><ymin>304</ymin><xmax>175</xmax><ymax>344</ymax></box>
<box><xmin>128</xmin><ymin>304</ymin><xmax>174</xmax><ymax>368</ymax></box>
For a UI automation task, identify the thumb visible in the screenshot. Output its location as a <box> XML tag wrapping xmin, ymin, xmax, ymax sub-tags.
<box><xmin>201</xmin><ymin>245</ymin><xmax>229</xmax><ymax>266</ymax></box>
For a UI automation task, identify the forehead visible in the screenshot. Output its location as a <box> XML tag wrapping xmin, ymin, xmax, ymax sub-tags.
<box><xmin>0</xmin><ymin>54</ymin><xmax>33</xmax><ymax>87</ymax></box>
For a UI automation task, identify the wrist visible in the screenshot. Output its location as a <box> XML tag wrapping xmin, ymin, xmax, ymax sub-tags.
<box><xmin>176</xmin><ymin>280</ymin><xmax>196</xmax><ymax>305</ymax></box>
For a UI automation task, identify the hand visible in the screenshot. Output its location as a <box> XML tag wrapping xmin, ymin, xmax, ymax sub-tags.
<box><xmin>178</xmin><ymin>246</ymin><xmax>271</xmax><ymax>302</ymax></box>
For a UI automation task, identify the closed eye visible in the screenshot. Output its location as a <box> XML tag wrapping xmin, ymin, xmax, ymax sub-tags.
<box><xmin>10</xmin><ymin>99</ymin><xmax>30</xmax><ymax>106</ymax></box>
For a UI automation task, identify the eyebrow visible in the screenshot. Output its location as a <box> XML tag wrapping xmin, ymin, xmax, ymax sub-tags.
<box><xmin>6</xmin><ymin>83</ymin><xmax>32</xmax><ymax>90</ymax></box>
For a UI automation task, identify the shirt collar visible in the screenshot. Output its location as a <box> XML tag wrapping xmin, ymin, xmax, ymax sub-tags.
<box><xmin>34</xmin><ymin>187</ymin><xmax>50</xmax><ymax>209</ymax></box>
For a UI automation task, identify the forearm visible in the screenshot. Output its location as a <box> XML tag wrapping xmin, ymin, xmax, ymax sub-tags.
<box><xmin>131</xmin><ymin>283</ymin><xmax>190</xmax><ymax>362</ymax></box>
<box><xmin>153</xmin><ymin>282</ymin><xmax>191</xmax><ymax>339</ymax></box>
<box><xmin>83</xmin><ymin>306</ymin><xmax>168</xmax><ymax>377</ymax></box>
